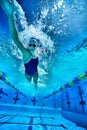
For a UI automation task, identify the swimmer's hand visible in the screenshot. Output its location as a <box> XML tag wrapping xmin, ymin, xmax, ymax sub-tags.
<box><xmin>0</xmin><ymin>0</ymin><xmax>14</xmax><ymax>16</ymax></box>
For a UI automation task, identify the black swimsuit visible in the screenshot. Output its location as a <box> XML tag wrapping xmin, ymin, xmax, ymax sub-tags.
<box><xmin>24</xmin><ymin>57</ymin><xmax>38</xmax><ymax>77</ymax></box>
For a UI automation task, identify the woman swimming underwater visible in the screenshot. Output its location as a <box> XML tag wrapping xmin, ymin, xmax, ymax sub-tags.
<box><xmin>0</xmin><ymin>0</ymin><xmax>41</xmax><ymax>89</ymax></box>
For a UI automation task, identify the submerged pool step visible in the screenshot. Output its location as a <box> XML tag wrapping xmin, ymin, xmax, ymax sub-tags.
<box><xmin>0</xmin><ymin>104</ymin><xmax>60</xmax><ymax>117</ymax></box>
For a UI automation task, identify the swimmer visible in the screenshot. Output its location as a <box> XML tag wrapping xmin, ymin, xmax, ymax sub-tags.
<box><xmin>0</xmin><ymin>0</ymin><xmax>39</xmax><ymax>89</ymax></box>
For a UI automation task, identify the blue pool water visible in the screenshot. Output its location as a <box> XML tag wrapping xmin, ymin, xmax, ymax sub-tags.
<box><xmin>0</xmin><ymin>0</ymin><xmax>87</xmax><ymax>129</ymax></box>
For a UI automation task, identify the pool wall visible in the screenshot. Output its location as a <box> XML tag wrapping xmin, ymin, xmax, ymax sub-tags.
<box><xmin>61</xmin><ymin>80</ymin><xmax>87</xmax><ymax>129</ymax></box>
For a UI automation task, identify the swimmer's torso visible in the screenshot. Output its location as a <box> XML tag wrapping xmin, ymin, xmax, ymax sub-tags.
<box><xmin>24</xmin><ymin>57</ymin><xmax>38</xmax><ymax>77</ymax></box>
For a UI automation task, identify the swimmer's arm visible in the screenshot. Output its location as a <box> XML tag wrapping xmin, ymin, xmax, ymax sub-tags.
<box><xmin>0</xmin><ymin>0</ymin><xmax>32</xmax><ymax>56</ymax></box>
<box><xmin>0</xmin><ymin>0</ymin><xmax>24</xmax><ymax>51</ymax></box>
<box><xmin>8</xmin><ymin>15</ymin><xmax>29</xmax><ymax>54</ymax></box>
<box><xmin>8</xmin><ymin>15</ymin><xmax>24</xmax><ymax>51</ymax></box>
<box><xmin>0</xmin><ymin>0</ymin><xmax>13</xmax><ymax>16</ymax></box>
<box><xmin>8</xmin><ymin>16</ymin><xmax>33</xmax><ymax>60</ymax></box>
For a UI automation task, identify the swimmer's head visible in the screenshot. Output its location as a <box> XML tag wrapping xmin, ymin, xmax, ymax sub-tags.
<box><xmin>28</xmin><ymin>37</ymin><xmax>36</xmax><ymax>50</ymax></box>
<box><xmin>28</xmin><ymin>37</ymin><xmax>42</xmax><ymax>50</ymax></box>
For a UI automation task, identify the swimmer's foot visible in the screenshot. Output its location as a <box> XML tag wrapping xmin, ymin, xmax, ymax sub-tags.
<box><xmin>35</xmin><ymin>84</ymin><xmax>37</xmax><ymax>90</ymax></box>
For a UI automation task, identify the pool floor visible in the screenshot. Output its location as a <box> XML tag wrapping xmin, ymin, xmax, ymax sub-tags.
<box><xmin>0</xmin><ymin>104</ymin><xmax>86</xmax><ymax>130</ymax></box>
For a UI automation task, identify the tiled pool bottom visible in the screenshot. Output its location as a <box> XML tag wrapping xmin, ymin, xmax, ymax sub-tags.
<box><xmin>0</xmin><ymin>104</ymin><xmax>86</xmax><ymax>130</ymax></box>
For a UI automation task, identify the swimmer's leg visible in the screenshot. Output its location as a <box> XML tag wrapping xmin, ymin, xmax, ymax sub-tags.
<box><xmin>33</xmin><ymin>73</ymin><xmax>38</xmax><ymax>90</ymax></box>
<box><xmin>25</xmin><ymin>74</ymin><xmax>32</xmax><ymax>82</ymax></box>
